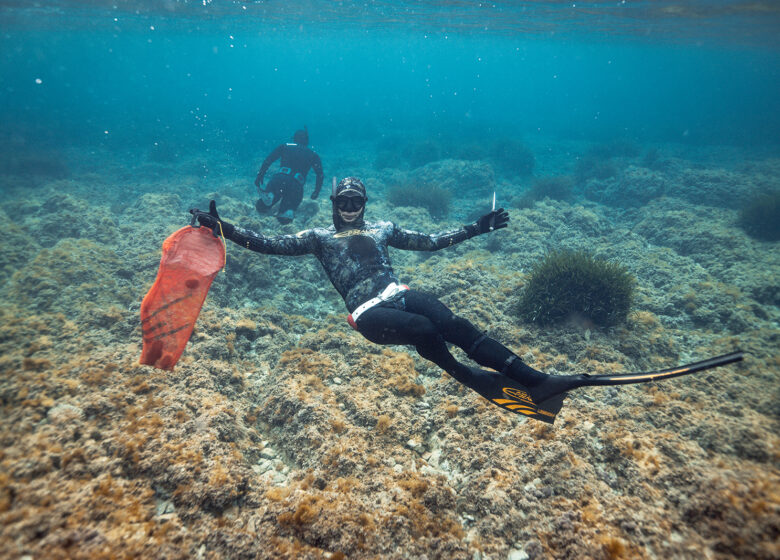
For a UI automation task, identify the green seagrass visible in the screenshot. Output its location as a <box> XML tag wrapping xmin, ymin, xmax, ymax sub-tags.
<box><xmin>738</xmin><ymin>190</ymin><xmax>780</xmax><ymax>242</ymax></box>
<box><xmin>519</xmin><ymin>250</ymin><xmax>636</xmax><ymax>327</ymax></box>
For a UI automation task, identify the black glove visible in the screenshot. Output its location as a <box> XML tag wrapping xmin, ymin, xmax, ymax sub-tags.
<box><xmin>465</xmin><ymin>208</ymin><xmax>509</xmax><ymax>238</ymax></box>
<box><xmin>254</xmin><ymin>172</ymin><xmax>264</xmax><ymax>188</ymax></box>
<box><xmin>311</xmin><ymin>189</ymin><xmax>320</xmax><ymax>200</ymax></box>
<box><xmin>189</xmin><ymin>200</ymin><xmax>233</xmax><ymax>237</ymax></box>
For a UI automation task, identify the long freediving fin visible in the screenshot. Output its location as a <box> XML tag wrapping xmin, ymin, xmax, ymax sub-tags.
<box><xmin>572</xmin><ymin>350</ymin><xmax>744</xmax><ymax>387</ymax></box>
<box><xmin>477</xmin><ymin>351</ymin><xmax>743</xmax><ymax>424</ymax></box>
<box><xmin>526</xmin><ymin>350</ymin><xmax>745</xmax><ymax>407</ymax></box>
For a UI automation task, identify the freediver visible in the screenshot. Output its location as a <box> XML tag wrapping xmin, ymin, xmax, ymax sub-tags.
<box><xmin>190</xmin><ymin>177</ymin><xmax>742</xmax><ymax>423</ymax></box>
<box><xmin>254</xmin><ymin>127</ymin><xmax>324</xmax><ymax>225</ymax></box>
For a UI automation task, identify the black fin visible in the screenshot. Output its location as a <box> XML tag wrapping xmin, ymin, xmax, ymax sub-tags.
<box><xmin>470</xmin><ymin>351</ymin><xmax>743</xmax><ymax>425</ymax></box>
<box><xmin>489</xmin><ymin>386</ymin><xmax>565</xmax><ymax>424</ymax></box>
<box><xmin>465</xmin><ymin>368</ymin><xmax>566</xmax><ymax>424</ymax></box>
<box><xmin>526</xmin><ymin>350</ymin><xmax>744</xmax><ymax>405</ymax></box>
<box><xmin>576</xmin><ymin>350</ymin><xmax>744</xmax><ymax>387</ymax></box>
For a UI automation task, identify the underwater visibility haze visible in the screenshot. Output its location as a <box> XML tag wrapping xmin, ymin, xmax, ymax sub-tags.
<box><xmin>0</xmin><ymin>1</ymin><xmax>778</xmax><ymax>559</ymax></box>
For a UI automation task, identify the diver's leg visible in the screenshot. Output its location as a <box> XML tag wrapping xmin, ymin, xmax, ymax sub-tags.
<box><xmin>356</xmin><ymin>305</ymin><xmax>499</xmax><ymax>393</ymax></box>
<box><xmin>275</xmin><ymin>180</ymin><xmax>303</xmax><ymax>224</ymax></box>
<box><xmin>257</xmin><ymin>175</ymin><xmax>283</xmax><ymax>213</ymax></box>
<box><xmin>401</xmin><ymin>291</ymin><xmax>549</xmax><ymax>386</ymax></box>
<box><xmin>387</xmin><ymin>292</ymin><xmax>743</xmax><ymax>406</ymax></box>
<box><xmin>410</xmin><ymin>291</ymin><xmax>598</xmax><ymax>402</ymax></box>
<box><xmin>399</xmin><ymin>290</ymin><xmax>590</xmax><ymax>403</ymax></box>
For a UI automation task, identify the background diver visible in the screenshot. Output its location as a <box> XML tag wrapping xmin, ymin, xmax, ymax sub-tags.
<box><xmin>190</xmin><ymin>177</ymin><xmax>742</xmax><ymax>423</ymax></box>
<box><xmin>254</xmin><ymin>127</ymin><xmax>324</xmax><ymax>225</ymax></box>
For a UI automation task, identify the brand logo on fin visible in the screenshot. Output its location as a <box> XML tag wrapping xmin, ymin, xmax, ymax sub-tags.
<box><xmin>493</xmin><ymin>397</ymin><xmax>539</xmax><ymax>417</ymax></box>
<box><xmin>503</xmin><ymin>387</ymin><xmax>534</xmax><ymax>403</ymax></box>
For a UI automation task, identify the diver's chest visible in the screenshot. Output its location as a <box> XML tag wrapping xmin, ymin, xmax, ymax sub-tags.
<box><xmin>329</xmin><ymin>230</ymin><xmax>388</xmax><ymax>259</ymax></box>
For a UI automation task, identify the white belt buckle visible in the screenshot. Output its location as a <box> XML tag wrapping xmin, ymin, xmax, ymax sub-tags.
<box><xmin>347</xmin><ymin>283</ymin><xmax>409</xmax><ymax>330</ymax></box>
<box><xmin>380</xmin><ymin>282</ymin><xmax>400</xmax><ymax>300</ymax></box>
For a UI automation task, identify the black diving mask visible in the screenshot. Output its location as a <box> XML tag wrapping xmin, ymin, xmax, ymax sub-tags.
<box><xmin>334</xmin><ymin>195</ymin><xmax>366</xmax><ymax>212</ymax></box>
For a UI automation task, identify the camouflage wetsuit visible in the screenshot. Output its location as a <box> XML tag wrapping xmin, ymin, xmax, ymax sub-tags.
<box><xmin>219</xmin><ymin>217</ymin><xmax>545</xmax><ymax>395</ymax></box>
<box><xmin>226</xmin><ymin>220</ymin><xmax>467</xmax><ymax>312</ymax></box>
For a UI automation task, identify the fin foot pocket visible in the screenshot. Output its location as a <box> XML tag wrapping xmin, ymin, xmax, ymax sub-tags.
<box><xmin>526</xmin><ymin>374</ymin><xmax>588</xmax><ymax>405</ymax></box>
<box><xmin>464</xmin><ymin>367</ymin><xmax>567</xmax><ymax>424</ymax></box>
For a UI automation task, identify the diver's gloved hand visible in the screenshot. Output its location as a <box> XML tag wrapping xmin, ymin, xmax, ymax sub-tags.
<box><xmin>464</xmin><ymin>208</ymin><xmax>509</xmax><ymax>238</ymax></box>
<box><xmin>310</xmin><ymin>188</ymin><xmax>320</xmax><ymax>200</ymax></box>
<box><xmin>189</xmin><ymin>200</ymin><xmax>234</xmax><ymax>238</ymax></box>
<box><xmin>254</xmin><ymin>172</ymin><xmax>264</xmax><ymax>188</ymax></box>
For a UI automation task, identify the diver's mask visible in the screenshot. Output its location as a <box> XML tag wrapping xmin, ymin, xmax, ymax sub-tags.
<box><xmin>334</xmin><ymin>194</ymin><xmax>366</xmax><ymax>213</ymax></box>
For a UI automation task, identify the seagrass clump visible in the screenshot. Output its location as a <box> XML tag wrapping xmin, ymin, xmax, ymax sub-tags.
<box><xmin>518</xmin><ymin>250</ymin><xmax>636</xmax><ymax>327</ymax></box>
<box><xmin>737</xmin><ymin>190</ymin><xmax>780</xmax><ymax>242</ymax></box>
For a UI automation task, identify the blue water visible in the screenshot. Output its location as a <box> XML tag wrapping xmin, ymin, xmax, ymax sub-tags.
<box><xmin>1</xmin><ymin>0</ymin><xmax>779</xmax><ymax>159</ymax></box>
<box><xmin>1</xmin><ymin>5</ymin><xmax>779</xmax><ymax>559</ymax></box>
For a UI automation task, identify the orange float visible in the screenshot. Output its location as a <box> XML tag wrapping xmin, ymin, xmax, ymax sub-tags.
<box><xmin>140</xmin><ymin>226</ymin><xmax>225</xmax><ymax>370</ymax></box>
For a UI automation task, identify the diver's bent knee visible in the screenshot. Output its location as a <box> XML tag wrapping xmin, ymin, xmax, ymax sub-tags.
<box><xmin>438</xmin><ymin>313</ymin><xmax>479</xmax><ymax>344</ymax></box>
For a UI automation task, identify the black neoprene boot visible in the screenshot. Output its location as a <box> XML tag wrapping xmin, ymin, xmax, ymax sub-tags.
<box><xmin>462</xmin><ymin>330</ymin><xmax>586</xmax><ymax>405</ymax></box>
<box><xmin>465</xmin><ymin>334</ymin><xmax>549</xmax><ymax>387</ymax></box>
<box><xmin>503</xmin><ymin>358</ymin><xmax>589</xmax><ymax>403</ymax></box>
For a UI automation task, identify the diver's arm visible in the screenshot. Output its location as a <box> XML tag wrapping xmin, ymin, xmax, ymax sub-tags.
<box><xmin>388</xmin><ymin>208</ymin><xmax>509</xmax><ymax>251</ymax></box>
<box><xmin>388</xmin><ymin>224</ymin><xmax>471</xmax><ymax>251</ymax></box>
<box><xmin>310</xmin><ymin>153</ymin><xmax>324</xmax><ymax>199</ymax></box>
<box><xmin>256</xmin><ymin>144</ymin><xmax>284</xmax><ymax>186</ymax></box>
<box><xmin>189</xmin><ymin>201</ymin><xmax>316</xmax><ymax>256</ymax></box>
<box><xmin>225</xmin><ymin>225</ymin><xmax>317</xmax><ymax>256</ymax></box>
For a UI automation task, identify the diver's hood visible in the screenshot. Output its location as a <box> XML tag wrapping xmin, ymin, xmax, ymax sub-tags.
<box><xmin>293</xmin><ymin>126</ymin><xmax>309</xmax><ymax>146</ymax></box>
<box><xmin>331</xmin><ymin>177</ymin><xmax>367</xmax><ymax>232</ymax></box>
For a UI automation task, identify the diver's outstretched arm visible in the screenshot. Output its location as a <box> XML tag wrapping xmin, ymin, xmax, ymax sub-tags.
<box><xmin>189</xmin><ymin>200</ymin><xmax>317</xmax><ymax>256</ymax></box>
<box><xmin>256</xmin><ymin>144</ymin><xmax>284</xmax><ymax>186</ymax></box>
<box><xmin>388</xmin><ymin>208</ymin><xmax>509</xmax><ymax>251</ymax></box>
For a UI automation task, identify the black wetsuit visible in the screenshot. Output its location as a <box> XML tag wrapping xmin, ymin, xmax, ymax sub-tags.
<box><xmin>257</xmin><ymin>143</ymin><xmax>324</xmax><ymax>218</ymax></box>
<box><xmin>221</xmin><ymin>219</ymin><xmax>543</xmax><ymax>395</ymax></box>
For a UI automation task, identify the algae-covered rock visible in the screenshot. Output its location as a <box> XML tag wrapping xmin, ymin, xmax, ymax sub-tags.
<box><xmin>6</xmin><ymin>191</ymin><xmax>119</xmax><ymax>248</ymax></box>
<box><xmin>584</xmin><ymin>165</ymin><xmax>667</xmax><ymax>207</ymax></box>
<box><xmin>678</xmin><ymin>167</ymin><xmax>755</xmax><ymax>207</ymax></box>
<box><xmin>737</xmin><ymin>190</ymin><xmax>780</xmax><ymax>241</ymax></box>
<box><xmin>387</xmin><ymin>182</ymin><xmax>452</xmax><ymax>219</ymax></box>
<box><xmin>410</xmin><ymin>159</ymin><xmax>496</xmax><ymax>196</ymax></box>
<box><xmin>7</xmin><ymin>238</ymin><xmax>129</xmax><ymax>313</ymax></box>
<box><xmin>0</xmin><ymin>210</ymin><xmax>41</xmax><ymax>285</ymax></box>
